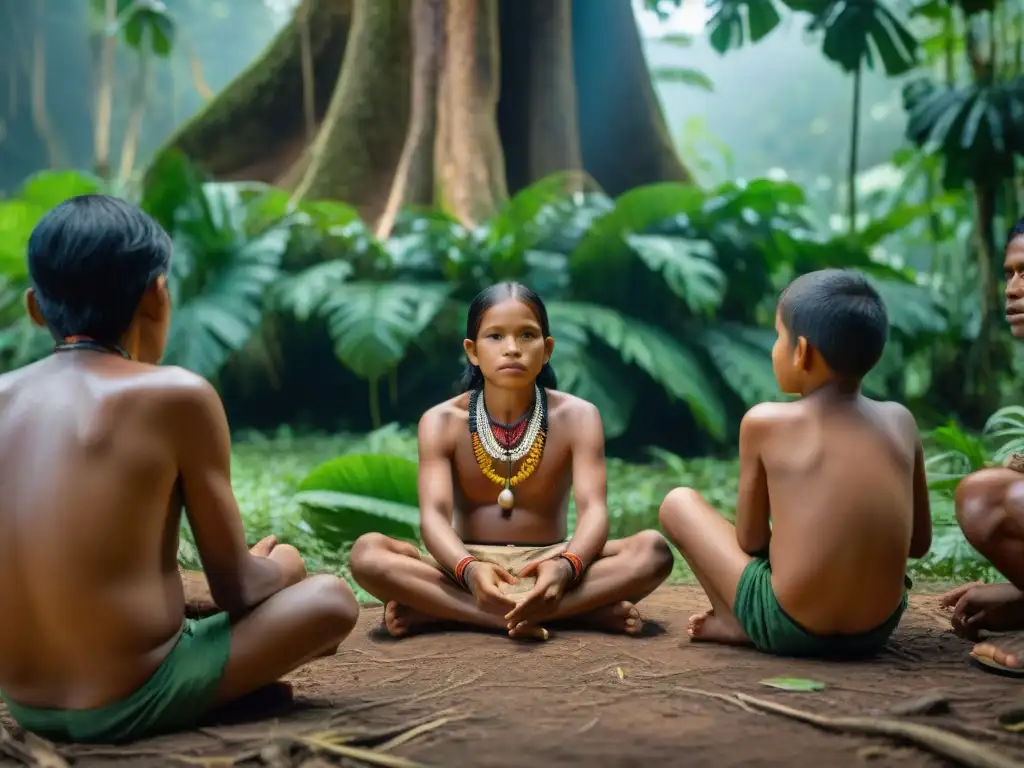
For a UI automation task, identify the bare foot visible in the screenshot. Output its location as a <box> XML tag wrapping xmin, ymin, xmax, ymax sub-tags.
<box><xmin>384</xmin><ymin>601</ymin><xmax>434</xmax><ymax>638</ymax></box>
<box><xmin>578</xmin><ymin>601</ymin><xmax>644</xmax><ymax>636</ymax></box>
<box><xmin>971</xmin><ymin>632</ymin><xmax>1024</xmax><ymax>674</ymax></box>
<box><xmin>687</xmin><ymin>609</ymin><xmax>750</xmax><ymax>646</ymax></box>
<box><xmin>508</xmin><ymin>621</ymin><xmax>550</xmax><ymax>641</ymax></box>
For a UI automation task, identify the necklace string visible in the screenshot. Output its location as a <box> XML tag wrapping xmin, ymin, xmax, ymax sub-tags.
<box><xmin>53</xmin><ymin>335</ymin><xmax>131</xmax><ymax>360</ymax></box>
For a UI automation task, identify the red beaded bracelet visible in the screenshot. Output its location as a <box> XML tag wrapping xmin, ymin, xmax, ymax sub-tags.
<box><xmin>454</xmin><ymin>555</ymin><xmax>477</xmax><ymax>589</ymax></box>
<box><xmin>558</xmin><ymin>552</ymin><xmax>583</xmax><ymax>581</ymax></box>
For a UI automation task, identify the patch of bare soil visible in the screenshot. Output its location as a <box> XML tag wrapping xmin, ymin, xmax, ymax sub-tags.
<box><xmin>4</xmin><ymin>587</ymin><xmax>1024</xmax><ymax>767</ymax></box>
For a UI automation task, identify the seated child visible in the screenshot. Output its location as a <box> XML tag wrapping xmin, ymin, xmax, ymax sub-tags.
<box><xmin>0</xmin><ymin>195</ymin><xmax>359</xmax><ymax>743</ymax></box>
<box><xmin>940</xmin><ymin>217</ymin><xmax>1024</xmax><ymax>677</ymax></box>
<box><xmin>659</xmin><ymin>268</ymin><xmax>931</xmax><ymax>657</ymax></box>
<box><xmin>350</xmin><ymin>282</ymin><xmax>674</xmax><ymax>639</ymax></box>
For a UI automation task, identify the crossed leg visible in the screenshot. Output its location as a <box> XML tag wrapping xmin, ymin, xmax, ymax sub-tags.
<box><xmin>348</xmin><ymin>530</ymin><xmax>673</xmax><ymax>638</ymax></box>
<box><xmin>658</xmin><ymin>487</ymin><xmax>753</xmax><ymax>646</ymax></box>
<box><xmin>940</xmin><ymin>469</ymin><xmax>1024</xmax><ymax>673</ymax></box>
<box><xmin>178</xmin><ymin>545</ymin><xmax>360</xmax><ymax>707</ymax></box>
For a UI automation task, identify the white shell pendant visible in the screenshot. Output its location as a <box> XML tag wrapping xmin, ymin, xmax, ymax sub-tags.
<box><xmin>497</xmin><ymin>487</ymin><xmax>515</xmax><ymax>510</ymax></box>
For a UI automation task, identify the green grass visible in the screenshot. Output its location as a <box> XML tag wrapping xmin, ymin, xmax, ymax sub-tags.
<box><xmin>177</xmin><ymin>426</ymin><xmax>1000</xmax><ymax>602</ymax></box>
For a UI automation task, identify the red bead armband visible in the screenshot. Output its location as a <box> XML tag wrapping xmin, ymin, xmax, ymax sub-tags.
<box><xmin>558</xmin><ymin>552</ymin><xmax>583</xmax><ymax>581</ymax></box>
<box><xmin>454</xmin><ymin>555</ymin><xmax>477</xmax><ymax>589</ymax></box>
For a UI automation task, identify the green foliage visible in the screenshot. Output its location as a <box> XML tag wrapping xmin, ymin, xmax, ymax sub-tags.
<box><xmin>295</xmin><ymin>454</ymin><xmax>420</xmax><ymax>545</ymax></box>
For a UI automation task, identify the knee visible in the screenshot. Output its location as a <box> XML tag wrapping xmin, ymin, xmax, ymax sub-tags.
<box><xmin>955</xmin><ymin>471</ymin><xmax>1015</xmax><ymax>545</ymax></box>
<box><xmin>349</xmin><ymin>533</ymin><xmax>394</xmax><ymax>586</ymax></box>
<box><xmin>658</xmin><ymin>487</ymin><xmax>703</xmax><ymax>529</ymax></box>
<box><xmin>305</xmin><ymin>574</ymin><xmax>360</xmax><ymax>639</ymax></box>
<box><xmin>631</xmin><ymin>529</ymin><xmax>674</xmax><ymax>581</ymax></box>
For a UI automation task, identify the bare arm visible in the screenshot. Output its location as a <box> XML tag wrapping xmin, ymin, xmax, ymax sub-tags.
<box><xmin>735</xmin><ymin>407</ymin><xmax>772</xmax><ymax>556</ymax></box>
<box><xmin>908</xmin><ymin>431</ymin><xmax>933</xmax><ymax>559</ymax></box>
<box><xmin>171</xmin><ymin>375</ymin><xmax>288</xmax><ymax>614</ymax></box>
<box><xmin>417</xmin><ymin>408</ymin><xmax>474</xmax><ymax>573</ymax></box>
<box><xmin>564</xmin><ymin>402</ymin><xmax>610</xmax><ymax>570</ymax></box>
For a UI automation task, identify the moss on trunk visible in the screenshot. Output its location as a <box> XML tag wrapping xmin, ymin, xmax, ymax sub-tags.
<box><xmin>571</xmin><ymin>0</ymin><xmax>690</xmax><ymax>196</ymax></box>
<box><xmin>293</xmin><ymin>0</ymin><xmax>412</xmax><ymax>221</ymax></box>
<box><xmin>148</xmin><ymin>0</ymin><xmax>352</xmax><ymax>185</ymax></box>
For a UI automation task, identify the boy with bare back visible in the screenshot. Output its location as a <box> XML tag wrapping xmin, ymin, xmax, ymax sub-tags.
<box><xmin>659</xmin><ymin>269</ymin><xmax>932</xmax><ymax>657</ymax></box>
<box><xmin>349</xmin><ymin>282</ymin><xmax>674</xmax><ymax>640</ymax></box>
<box><xmin>0</xmin><ymin>195</ymin><xmax>359</xmax><ymax>743</ymax></box>
<box><xmin>940</xmin><ymin>217</ymin><xmax>1024</xmax><ymax>677</ymax></box>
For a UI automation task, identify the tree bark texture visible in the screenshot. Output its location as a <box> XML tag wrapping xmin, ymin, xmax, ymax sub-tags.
<box><xmin>292</xmin><ymin>0</ymin><xmax>412</xmax><ymax>219</ymax></box>
<box><xmin>146</xmin><ymin>0</ymin><xmax>691</xmax><ymax>227</ymax></box>
<box><xmin>435</xmin><ymin>0</ymin><xmax>508</xmax><ymax>226</ymax></box>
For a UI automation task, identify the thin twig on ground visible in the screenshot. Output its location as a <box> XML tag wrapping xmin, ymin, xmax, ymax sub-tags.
<box><xmin>734</xmin><ymin>693</ymin><xmax>1021</xmax><ymax>768</ymax></box>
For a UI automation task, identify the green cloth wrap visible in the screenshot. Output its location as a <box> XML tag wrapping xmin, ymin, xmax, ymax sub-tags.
<box><xmin>733</xmin><ymin>557</ymin><xmax>909</xmax><ymax>658</ymax></box>
<box><xmin>2</xmin><ymin>612</ymin><xmax>232</xmax><ymax>744</ymax></box>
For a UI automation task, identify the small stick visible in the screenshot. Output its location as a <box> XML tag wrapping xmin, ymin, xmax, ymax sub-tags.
<box><xmin>675</xmin><ymin>687</ymin><xmax>760</xmax><ymax>715</ymax></box>
<box><xmin>298</xmin><ymin>736</ymin><xmax>428</xmax><ymax>767</ymax></box>
<box><xmin>735</xmin><ymin>693</ymin><xmax>1021</xmax><ymax>768</ymax></box>
<box><xmin>377</xmin><ymin>714</ymin><xmax>469</xmax><ymax>752</ymax></box>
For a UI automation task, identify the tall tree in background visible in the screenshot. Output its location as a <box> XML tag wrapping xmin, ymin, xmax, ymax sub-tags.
<box><xmin>148</xmin><ymin>0</ymin><xmax>692</xmax><ymax>228</ymax></box>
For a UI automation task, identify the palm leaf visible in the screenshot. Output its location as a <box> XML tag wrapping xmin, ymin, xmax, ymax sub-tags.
<box><xmin>295</xmin><ymin>454</ymin><xmax>420</xmax><ymax>544</ymax></box>
<box><xmin>624</xmin><ymin>234</ymin><xmax>725</xmax><ymax>314</ymax></box>
<box><xmin>705</xmin><ymin>0</ymin><xmax>782</xmax><ymax>54</ymax></box>
<box><xmin>320</xmin><ymin>281</ymin><xmax>453</xmax><ymax>382</ymax></box>
<box><xmin>273</xmin><ymin>260</ymin><xmax>354</xmax><ymax>320</ymax></box>
<box><xmin>869</xmin><ymin>277</ymin><xmax>947</xmax><ymax>336</ymax></box>
<box><xmin>697</xmin><ymin>325</ymin><xmax>782</xmax><ymax>405</ymax></box>
<box><xmin>547</xmin><ymin>302</ymin><xmax>727</xmax><ymax>438</ymax></box>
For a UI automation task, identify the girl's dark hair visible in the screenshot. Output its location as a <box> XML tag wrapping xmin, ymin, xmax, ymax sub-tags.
<box><xmin>459</xmin><ymin>282</ymin><xmax>558</xmax><ymax>392</ymax></box>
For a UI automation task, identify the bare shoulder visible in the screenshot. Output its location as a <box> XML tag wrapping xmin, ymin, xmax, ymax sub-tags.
<box><xmin>132</xmin><ymin>365</ymin><xmax>219</xmax><ymax>412</ymax></box>
<box><xmin>417</xmin><ymin>393</ymin><xmax>469</xmax><ymax>452</ymax></box>
<box><xmin>546</xmin><ymin>390</ymin><xmax>601</xmax><ymax>430</ymax></box>
<box><xmin>741</xmin><ymin>400</ymin><xmax>802</xmax><ymax>436</ymax></box>
<box><xmin>866</xmin><ymin>398</ymin><xmax>920</xmax><ymax>442</ymax></box>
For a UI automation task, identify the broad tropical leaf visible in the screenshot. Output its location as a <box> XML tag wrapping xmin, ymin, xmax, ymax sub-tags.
<box><xmin>547</xmin><ymin>302</ymin><xmax>727</xmax><ymax>438</ymax></box>
<box><xmin>801</xmin><ymin>0</ymin><xmax>918</xmax><ymax>75</ymax></box>
<box><xmin>320</xmin><ymin>282</ymin><xmax>453</xmax><ymax>382</ymax></box>
<box><xmin>295</xmin><ymin>454</ymin><xmax>420</xmax><ymax>543</ymax></box>
<box><xmin>273</xmin><ymin>261</ymin><xmax>354</xmax><ymax>320</ymax></box>
<box><xmin>697</xmin><ymin>325</ymin><xmax>781</xmax><ymax>405</ymax></box>
<box><xmin>869</xmin><ymin>277</ymin><xmax>947</xmax><ymax>336</ymax></box>
<box><xmin>552</xmin><ymin>320</ymin><xmax>636</xmax><ymax>439</ymax></box>
<box><xmin>18</xmin><ymin>170</ymin><xmax>104</xmax><ymax>210</ymax></box>
<box><xmin>705</xmin><ymin>0</ymin><xmax>782</xmax><ymax>54</ymax></box>
<box><xmin>624</xmin><ymin>234</ymin><xmax>725</xmax><ymax>314</ymax></box>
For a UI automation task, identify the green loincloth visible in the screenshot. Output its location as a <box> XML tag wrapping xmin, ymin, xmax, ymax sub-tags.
<box><xmin>732</xmin><ymin>557</ymin><xmax>910</xmax><ymax>658</ymax></box>
<box><xmin>1</xmin><ymin>612</ymin><xmax>232</xmax><ymax>744</ymax></box>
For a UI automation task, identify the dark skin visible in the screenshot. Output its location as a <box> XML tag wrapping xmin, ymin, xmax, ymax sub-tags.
<box><xmin>937</xmin><ymin>234</ymin><xmax>1024</xmax><ymax>669</ymax></box>
<box><xmin>0</xmin><ymin>276</ymin><xmax>358</xmax><ymax>713</ymax></box>
<box><xmin>658</xmin><ymin>310</ymin><xmax>931</xmax><ymax>646</ymax></box>
<box><xmin>349</xmin><ymin>298</ymin><xmax>673</xmax><ymax>639</ymax></box>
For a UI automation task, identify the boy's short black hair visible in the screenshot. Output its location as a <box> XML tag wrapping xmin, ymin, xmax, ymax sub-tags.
<box><xmin>1006</xmin><ymin>216</ymin><xmax>1024</xmax><ymax>250</ymax></box>
<box><xmin>27</xmin><ymin>194</ymin><xmax>172</xmax><ymax>344</ymax></box>
<box><xmin>778</xmin><ymin>268</ymin><xmax>889</xmax><ymax>380</ymax></box>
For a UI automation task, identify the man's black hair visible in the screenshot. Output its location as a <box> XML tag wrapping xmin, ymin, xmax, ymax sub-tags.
<box><xmin>1006</xmin><ymin>216</ymin><xmax>1024</xmax><ymax>250</ymax></box>
<box><xmin>27</xmin><ymin>194</ymin><xmax>172</xmax><ymax>344</ymax></box>
<box><xmin>778</xmin><ymin>268</ymin><xmax>889</xmax><ymax>380</ymax></box>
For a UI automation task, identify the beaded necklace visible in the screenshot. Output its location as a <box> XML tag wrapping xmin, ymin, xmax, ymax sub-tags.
<box><xmin>468</xmin><ymin>385</ymin><xmax>548</xmax><ymax>513</ymax></box>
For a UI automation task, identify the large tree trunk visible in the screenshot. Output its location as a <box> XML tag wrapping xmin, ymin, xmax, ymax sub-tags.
<box><xmin>435</xmin><ymin>0</ymin><xmax>508</xmax><ymax>226</ymax></box>
<box><xmin>292</xmin><ymin>0</ymin><xmax>412</xmax><ymax>220</ymax></box>
<box><xmin>146</xmin><ymin>0</ymin><xmax>352</xmax><ymax>186</ymax></box>
<box><xmin>145</xmin><ymin>0</ymin><xmax>691</xmax><ymax>225</ymax></box>
<box><xmin>571</xmin><ymin>0</ymin><xmax>690</xmax><ymax>195</ymax></box>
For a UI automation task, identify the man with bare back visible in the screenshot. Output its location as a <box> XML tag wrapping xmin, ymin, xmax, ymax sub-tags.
<box><xmin>0</xmin><ymin>195</ymin><xmax>359</xmax><ymax>743</ymax></box>
<box><xmin>658</xmin><ymin>269</ymin><xmax>932</xmax><ymax>657</ymax></box>
<box><xmin>349</xmin><ymin>282</ymin><xmax>674</xmax><ymax>640</ymax></box>
<box><xmin>940</xmin><ymin>217</ymin><xmax>1024</xmax><ymax>677</ymax></box>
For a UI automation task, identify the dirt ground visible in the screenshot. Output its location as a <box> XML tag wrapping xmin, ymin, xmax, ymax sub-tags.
<box><xmin>3</xmin><ymin>587</ymin><xmax>1024</xmax><ymax>768</ymax></box>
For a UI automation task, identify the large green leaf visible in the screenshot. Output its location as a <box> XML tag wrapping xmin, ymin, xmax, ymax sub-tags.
<box><xmin>19</xmin><ymin>170</ymin><xmax>105</xmax><ymax>210</ymax></box>
<box><xmin>705</xmin><ymin>0</ymin><xmax>782</xmax><ymax>54</ymax></box>
<box><xmin>295</xmin><ymin>453</ymin><xmax>420</xmax><ymax>544</ymax></box>
<box><xmin>869</xmin><ymin>277</ymin><xmax>947</xmax><ymax>336</ymax></box>
<box><xmin>806</xmin><ymin>0</ymin><xmax>918</xmax><ymax>75</ymax></box>
<box><xmin>624</xmin><ymin>234</ymin><xmax>725</xmax><ymax>314</ymax></box>
<box><xmin>697</xmin><ymin>325</ymin><xmax>782</xmax><ymax>405</ymax></box>
<box><xmin>320</xmin><ymin>282</ymin><xmax>453</xmax><ymax>382</ymax></box>
<box><xmin>550</xmin><ymin>320</ymin><xmax>636</xmax><ymax>439</ymax></box>
<box><xmin>121</xmin><ymin>0</ymin><xmax>176</xmax><ymax>56</ymax></box>
<box><xmin>547</xmin><ymin>302</ymin><xmax>727</xmax><ymax>438</ymax></box>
